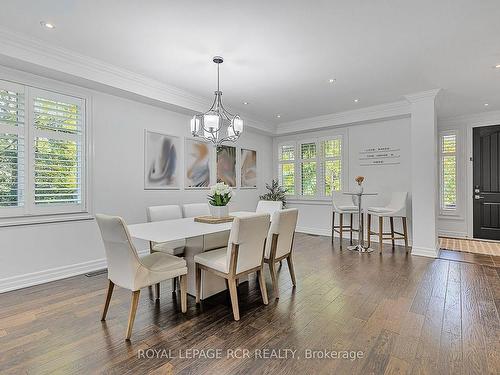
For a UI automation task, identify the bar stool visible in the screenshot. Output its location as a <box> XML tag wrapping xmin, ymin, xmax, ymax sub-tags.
<box><xmin>366</xmin><ymin>192</ymin><xmax>409</xmax><ymax>253</ymax></box>
<box><xmin>331</xmin><ymin>191</ymin><xmax>361</xmax><ymax>246</ymax></box>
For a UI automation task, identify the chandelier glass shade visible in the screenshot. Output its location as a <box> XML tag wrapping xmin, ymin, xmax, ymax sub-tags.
<box><xmin>190</xmin><ymin>56</ymin><xmax>243</xmax><ymax>146</ymax></box>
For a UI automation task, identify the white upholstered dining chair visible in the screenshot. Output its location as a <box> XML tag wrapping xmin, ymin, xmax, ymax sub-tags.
<box><xmin>96</xmin><ymin>214</ymin><xmax>188</xmax><ymax>340</ymax></box>
<box><xmin>331</xmin><ymin>191</ymin><xmax>359</xmax><ymax>246</ymax></box>
<box><xmin>146</xmin><ymin>205</ymin><xmax>185</xmax><ymax>297</ymax></box>
<box><xmin>256</xmin><ymin>200</ymin><xmax>282</xmax><ymax>216</ymax></box>
<box><xmin>194</xmin><ymin>213</ymin><xmax>270</xmax><ymax>321</ymax></box>
<box><xmin>264</xmin><ymin>208</ymin><xmax>299</xmax><ymax>298</ymax></box>
<box><xmin>366</xmin><ymin>192</ymin><xmax>409</xmax><ymax>253</ymax></box>
<box><xmin>182</xmin><ymin>203</ymin><xmax>210</xmax><ymax>218</ymax></box>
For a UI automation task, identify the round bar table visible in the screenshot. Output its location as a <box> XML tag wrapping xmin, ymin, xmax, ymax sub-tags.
<box><xmin>343</xmin><ymin>191</ymin><xmax>378</xmax><ymax>253</ymax></box>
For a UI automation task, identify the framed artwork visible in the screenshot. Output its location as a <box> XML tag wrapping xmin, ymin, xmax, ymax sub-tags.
<box><xmin>241</xmin><ymin>148</ymin><xmax>257</xmax><ymax>188</ymax></box>
<box><xmin>216</xmin><ymin>145</ymin><xmax>236</xmax><ymax>187</ymax></box>
<box><xmin>185</xmin><ymin>138</ymin><xmax>211</xmax><ymax>188</ymax></box>
<box><xmin>144</xmin><ymin>130</ymin><xmax>181</xmax><ymax>189</ymax></box>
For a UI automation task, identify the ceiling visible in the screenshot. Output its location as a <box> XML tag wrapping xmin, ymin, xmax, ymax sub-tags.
<box><xmin>0</xmin><ymin>0</ymin><xmax>499</xmax><ymax>127</ymax></box>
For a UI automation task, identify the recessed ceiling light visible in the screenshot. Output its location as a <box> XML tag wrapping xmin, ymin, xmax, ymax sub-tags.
<box><xmin>354</xmin><ymin>98</ymin><xmax>359</xmax><ymax>103</ymax></box>
<box><xmin>495</xmin><ymin>64</ymin><xmax>500</xmax><ymax>69</ymax></box>
<box><xmin>276</xmin><ymin>114</ymin><xmax>281</xmax><ymax>118</ymax></box>
<box><xmin>243</xmin><ymin>102</ymin><xmax>249</xmax><ymax>105</ymax></box>
<box><xmin>40</xmin><ymin>21</ymin><xmax>55</xmax><ymax>29</ymax></box>
<box><xmin>328</xmin><ymin>78</ymin><xmax>336</xmax><ymax>83</ymax></box>
<box><xmin>484</xmin><ymin>103</ymin><xmax>489</xmax><ymax>107</ymax></box>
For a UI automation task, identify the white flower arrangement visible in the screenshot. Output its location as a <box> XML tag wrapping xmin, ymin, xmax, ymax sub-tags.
<box><xmin>208</xmin><ymin>182</ymin><xmax>233</xmax><ymax>206</ymax></box>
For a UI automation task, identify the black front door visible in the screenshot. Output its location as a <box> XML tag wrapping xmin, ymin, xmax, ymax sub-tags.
<box><xmin>473</xmin><ymin>125</ymin><xmax>500</xmax><ymax>239</ymax></box>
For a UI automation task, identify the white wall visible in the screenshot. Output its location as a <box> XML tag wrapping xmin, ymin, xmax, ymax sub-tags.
<box><xmin>0</xmin><ymin>80</ymin><xmax>273</xmax><ymax>292</ymax></box>
<box><xmin>274</xmin><ymin>117</ymin><xmax>412</xmax><ymax>241</ymax></box>
<box><xmin>437</xmin><ymin>110</ymin><xmax>500</xmax><ymax>238</ymax></box>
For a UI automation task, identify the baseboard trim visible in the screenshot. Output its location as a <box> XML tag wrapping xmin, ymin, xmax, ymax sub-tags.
<box><xmin>296</xmin><ymin>226</ymin><xmax>413</xmax><ymax>246</ymax></box>
<box><xmin>438</xmin><ymin>230</ymin><xmax>469</xmax><ymax>239</ymax></box>
<box><xmin>411</xmin><ymin>245</ymin><xmax>439</xmax><ymax>258</ymax></box>
<box><xmin>0</xmin><ymin>249</ymin><xmax>149</xmax><ymax>293</ymax></box>
<box><xmin>296</xmin><ymin>226</ymin><xmax>331</xmax><ymax>236</ymax></box>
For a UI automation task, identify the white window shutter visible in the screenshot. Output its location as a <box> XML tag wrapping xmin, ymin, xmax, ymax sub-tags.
<box><xmin>31</xmin><ymin>91</ymin><xmax>84</xmax><ymax>208</ymax></box>
<box><xmin>0</xmin><ymin>83</ymin><xmax>25</xmax><ymax>209</ymax></box>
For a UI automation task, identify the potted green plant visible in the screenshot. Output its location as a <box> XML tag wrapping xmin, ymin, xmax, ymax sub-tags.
<box><xmin>259</xmin><ymin>179</ymin><xmax>288</xmax><ymax>208</ymax></box>
<box><xmin>208</xmin><ymin>182</ymin><xmax>233</xmax><ymax>218</ymax></box>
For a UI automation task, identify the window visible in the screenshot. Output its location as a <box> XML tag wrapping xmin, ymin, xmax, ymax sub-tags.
<box><xmin>0</xmin><ymin>79</ymin><xmax>87</xmax><ymax>222</ymax></box>
<box><xmin>321</xmin><ymin>137</ymin><xmax>342</xmax><ymax>195</ymax></box>
<box><xmin>277</xmin><ymin>135</ymin><xmax>343</xmax><ymax>199</ymax></box>
<box><xmin>278</xmin><ymin>143</ymin><xmax>295</xmax><ymax>195</ymax></box>
<box><xmin>440</xmin><ymin>132</ymin><xmax>457</xmax><ymax>212</ymax></box>
<box><xmin>300</xmin><ymin>142</ymin><xmax>317</xmax><ymax>196</ymax></box>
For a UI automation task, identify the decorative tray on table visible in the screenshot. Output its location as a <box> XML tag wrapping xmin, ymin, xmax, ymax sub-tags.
<box><xmin>194</xmin><ymin>216</ymin><xmax>234</xmax><ymax>224</ymax></box>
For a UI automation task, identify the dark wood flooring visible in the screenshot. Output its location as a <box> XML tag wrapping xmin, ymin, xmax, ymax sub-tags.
<box><xmin>0</xmin><ymin>233</ymin><xmax>499</xmax><ymax>374</ymax></box>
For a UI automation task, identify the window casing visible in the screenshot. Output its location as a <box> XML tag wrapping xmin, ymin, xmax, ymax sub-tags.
<box><xmin>278</xmin><ymin>135</ymin><xmax>343</xmax><ymax>199</ymax></box>
<box><xmin>440</xmin><ymin>131</ymin><xmax>457</xmax><ymax>213</ymax></box>
<box><xmin>0</xmin><ymin>78</ymin><xmax>88</xmax><ymax>223</ymax></box>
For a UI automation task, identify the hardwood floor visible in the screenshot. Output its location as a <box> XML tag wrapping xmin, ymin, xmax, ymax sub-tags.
<box><xmin>439</xmin><ymin>249</ymin><xmax>500</xmax><ymax>267</ymax></box>
<box><xmin>0</xmin><ymin>233</ymin><xmax>499</xmax><ymax>374</ymax></box>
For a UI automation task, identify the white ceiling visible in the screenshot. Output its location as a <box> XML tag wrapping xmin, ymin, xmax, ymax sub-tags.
<box><xmin>0</xmin><ymin>0</ymin><xmax>499</xmax><ymax>127</ymax></box>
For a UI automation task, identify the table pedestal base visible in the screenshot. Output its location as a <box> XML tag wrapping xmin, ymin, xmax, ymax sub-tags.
<box><xmin>347</xmin><ymin>244</ymin><xmax>374</xmax><ymax>253</ymax></box>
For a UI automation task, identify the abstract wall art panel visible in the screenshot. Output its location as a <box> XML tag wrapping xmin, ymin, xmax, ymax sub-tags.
<box><xmin>216</xmin><ymin>145</ymin><xmax>236</xmax><ymax>187</ymax></box>
<box><xmin>144</xmin><ymin>130</ymin><xmax>181</xmax><ymax>189</ymax></box>
<box><xmin>185</xmin><ymin>139</ymin><xmax>210</xmax><ymax>188</ymax></box>
<box><xmin>241</xmin><ymin>148</ymin><xmax>257</xmax><ymax>188</ymax></box>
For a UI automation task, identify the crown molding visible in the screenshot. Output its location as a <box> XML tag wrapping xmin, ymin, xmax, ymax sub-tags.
<box><xmin>404</xmin><ymin>89</ymin><xmax>441</xmax><ymax>103</ymax></box>
<box><xmin>438</xmin><ymin>109</ymin><xmax>500</xmax><ymax>128</ymax></box>
<box><xmin>0</xmin><ymin>27</ymin><xmax>273</xmax><ymax>135</ymax></box>
<box><xmin>275</xmin><ymin>100</ymin><xmax>411</xmax><ymax>135</ymax></box>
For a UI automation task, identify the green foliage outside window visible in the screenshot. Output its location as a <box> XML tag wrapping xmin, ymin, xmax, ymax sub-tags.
<box><xmin>0</xmin><ymin>134</ymin><xmax>21</xmax><ymax>206</ymax></box>
<box><xmin>441</xmin><ymin>134</ymin><xmax>456</xmax><ymax>210</ymax></box>
<box><xmin>0</xmin><ymin>89</ymin><xmax>23</xmax><ymax>207</ymax></box>
<box><xmin>301</xmin><ymin>162</ymin><xmax>316</xmax><ymax>195</ymax></box>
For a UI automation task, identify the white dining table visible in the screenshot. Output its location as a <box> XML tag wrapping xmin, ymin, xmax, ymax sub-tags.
<box><xmin>128</xmin><ymin>211</ymin><xmax>261</xmax><ymax>300</ymax></box>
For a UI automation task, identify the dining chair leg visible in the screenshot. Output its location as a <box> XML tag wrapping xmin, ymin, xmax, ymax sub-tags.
<box><xmin>257</xmin><ymin>269</ymin><xmax>269</xmax><ymax>305</ymax></box>
<box><xmin>286</xmin><ymin>254</ymin><xmax>297</xmax><ymax>286</ymax></box>
<box><xmin>101</xmin><ymin>280</ymin><xmax>114</xmax><ymax>321</ymax></box>
<box><xmin>390</xmin><ymin>217</ymin><xmax>395</xmax><ymax>249</ymax></box>
<box><xmin>171</xmin><ymin>278</ymin><xmax>177</xmax><ymax>293</ymax></box>
<box><xmin>378</xmin><ymin>216</ymin><xmax>384</xmax><ymax>254</ymax></box>
<box><xmin>125</xmin><ymin>290</ymin><xmax>140</xmax><ymax>340</ymax></box>
<box><xmin>331</xmin><ymin>211</ymin><xmax>335</xmax><ymax>244</ymax></box>
<box><xmin>367</xmin><ymin>214</ymin><xmax>371</xmax><ymax>248</ymax></box>
<box><xmin>268</xmin><ymin>261</ymin><xmax>279</xmax><ymax>299</ymax></box>
<box><xmin>350</xmin><ymin>213</ymin><xmax>354</xmax><ymax>244</ymax></box>
<box><xmin>180</xmin><ymin>274</ymin><xmax>187</xmax><ymax>313</ymax></box>
<box><xmin>227</xmin><ymin>278</ymin><xmax>240</xmax><ymax>321</ymax></box>
<box><xmin>402</xmin><ymin>217</ymin><xmax>409</xmax><ymax>253</ymax></box>
<box><xmin>154</xmin><ymin>283</ymin><xmax>160</xmax><ymax>300</ymax></box>
<box><xmin>339</xmin><ymin>213</ymin><xmax>343</xmax><ymax>246</ymax></box>
<box><xmin>195</xmin><ymin>264</ymin><xmax>202</xmax><ymax>304</ymax></box>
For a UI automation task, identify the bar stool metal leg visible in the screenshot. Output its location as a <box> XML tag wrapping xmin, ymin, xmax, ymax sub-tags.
<box><xmin>367</xmin><ymin>214</ymin><xmax>371</xmax><ymax>248</ymax></box>
<box><xmin>379</xmin><ymin>216</ymin><xmax>383</xmax><ymax>254</ymax></box>
<box><xmin>331</xmin><ymin>211</ymin><xmax>335</xmax><ymax>244</ymax></box>
<box><xmin>339</xmin><ymin>213</ymin><xmax>343</xmax><ymax>246</ymax></box>
<box><xmin>350</xmin><ymin>213</ymin><xmax>354</xmax><ymax>244</ymax></box>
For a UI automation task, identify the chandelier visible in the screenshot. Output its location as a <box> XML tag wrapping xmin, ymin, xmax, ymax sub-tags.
<box><xmin>190</xmin><ymin>56</ymin><xmax>243</xmax><ymax>146</ymax></box>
